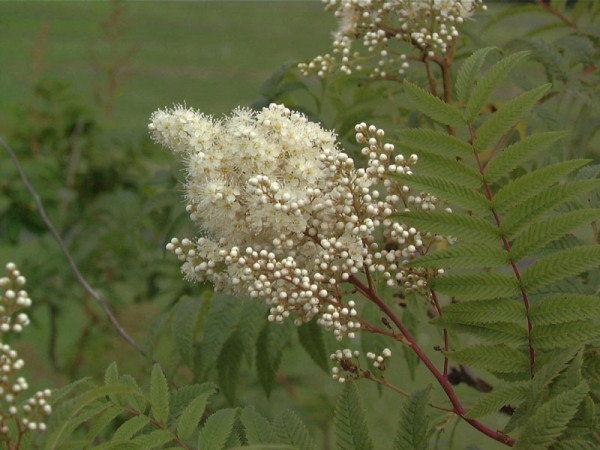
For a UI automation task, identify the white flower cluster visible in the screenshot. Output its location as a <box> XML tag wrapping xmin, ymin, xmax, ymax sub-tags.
<box><xmin>299</xmin><ymin>0</ymin><xmax>486</xmax><ymax>78</ymax></box>
<box><xmin>0</xmin><ymin>263</ymin><xmax>52</xmax><ymax>440</ymax></box>
<box><xmin>150</xmin><ymin>104</ymin><xmax>441</xmax><ymax>339</ymax></box>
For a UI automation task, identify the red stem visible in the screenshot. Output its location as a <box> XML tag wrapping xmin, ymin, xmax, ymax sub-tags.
<box><xmin>348</xmin><ymin>274</ymin><xmax>515</xmax><ymax>447</ymax></box>
<box><xmin>536</xmin><ymin>0</ymin><xmax>576</xmax><ymax>28</ymax></box>
<box><xmin>469</xmin><ymin>125</ymin><xmax>535</xmax><ymax>378</ymax></box>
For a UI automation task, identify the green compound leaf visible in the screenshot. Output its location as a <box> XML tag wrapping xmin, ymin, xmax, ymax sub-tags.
<box><xmin>168</xmin><ymin>383</ymin><xmax>216</xmax><ymax>425</ymax></box>
<box><xmin>297</xmin><ymin>319</ymin><xmax>329</xmax><ymax>374</ymax></box>
<box><xmin>112</xmin><ymin>415</ymin><xmax>150</xmax><ymax>442</ymax></box>
<box><xmin>150</xmin><ymin>364</ymin><xmax>169</xmax><ymax>427</ymax></box>
<box><xmin>176</xmin><ymin>392</ymin><xmax>211</xmax><ymax>441</ymax></box>
<box><xmin>84</xmin><ymin>403</ymin><xmax>123</xmax><ymax>443</ymax></box>
<box><xmin>429</xmin><ymin>273</ymin><xmax>520</xmax><ymax>301</ymax></box>
<box><xmin>335</xmin><ymin>381</ymin><xmax>374</xmax><ymax>450</ymax></box>
<box><xmin>131</xmin><ymin>429</ymin><xmax>174</xmax><ymax>449</ymax></box>
<box><xmin>44</xmin><ymin>385</ymin><xmax>136</xmax><ymax>450</ymax></box>
<box><xmin>474</xmin><ymin>84</ymin><xmax>550</xmax><ymax>153</ymax></box>
<box><xmin>171</xmin><ymin>296</ymin><xmax>206</xmax><ymax>365</ymax></box>
<box><xmin>521</xmin><ymin>246</ymin><xmax>600</xmax><ymax>292</ymax></box>
<box><xmin>119</xmin><ymin>374</ymin><xmax>147</xmax><ymax>414</ymax></box>
<box><xmin>532</xmin><ymin>322</ymin><xmax>600</xmax><ymax>350</ymax></box>
<box><xmin>218</xmin><ymin>332</ymin><xmax>244</xmax><ymax>405</ymax></box>
<box><xmin>514</xmin><ymin>381</ymin><xmax>589</xmax><ymax>449</ymax></box>
<box><xmin>509</xmin><ymin>209</ymin><xmax>600</xmax><ymax>261</ymax></box>
<box><xmin>466</xmin><ymin>383</ymin><xmax>528</xmax><ymax>418</ymax></box>
<box><xmin>403</xmin><ymin>81</ymin><xmax>465</xmax><ymax>127</ymax></box>
<box><xmin>389</xmin><ymin>173</ymin><xmax>490</xmax><ymax>214</ymax></box>
<box><xmin>197</xmin><ymin>408</ymin><xmax>236</xmax><ymax>450</ymax></box>
<box><xmin>273</xmin><ymin>410</ymin><xmax>315</xmax><ymax>450</ymax></box>
<box><xmin>484</xmin><ymin>131</ymin><xmax>568</xmax><ymax>182</ymax></box>
<box><xmin>441</xmin><ymin>299</ymin><xmax>525</xmax><ymax>324</ymax></box>
<box><xmin>407</xmin><ymin>149</ymin><xmax>482</xmax><ymax>188</ymax></box>
<box><xmin>240</xmin><ymin>406</ymin><xmax>277</xmax><ymax>445</ymax></box>
<box><xmin>493</xmin><ymin>159</ymin><xmax>590</xmax><ymax>213</ymax></box>
<box><xmin>407</xmin><ymin>243</ymin><xmax>508</xmax><ymax>269</ymax></box>
<box><xmin>445</xmin><ymin>345</ymin><xmax>529</xmax><ymax>374</ymax></box>
<box><xmin>395</xmin><ymin>129</ymin><xmax>473</xmax><ymax>159</ymax></box>
<box><xmin>502</xmin><ymin>180</ymin><xmax>600</xmax><ymax>238</ymax></box>
<box><xmin>392</xmin><ymin>211</ymin><xmax>499</xmax><ymax>244</ymax></box>
<box><xmin>434</xmin><ymin>320</ymin><xmax>527</xmax><ymax>345</ymax></box>
<box><xmin>466</xmin><ymin>51</ymin><xmax>530</xmax><ymax>122</ymax></box>
<box><xmin>530</xmin><ymin>294</ymin><xmax>600</xmax><ymax>326</ymax></box>
<box><xmin>198</xmin><ymin>294</ymin><xmax>242</xmax><ymax>377</ymax></box>
<box><xmin>456</xmin><ymin>47</ymin><xmax>495</xmax><ymax>104</ymax></box>
<box><xmin>393</xmin><ymin>387</ymin><xmax>432</xmax><ymax>450</ymax></box>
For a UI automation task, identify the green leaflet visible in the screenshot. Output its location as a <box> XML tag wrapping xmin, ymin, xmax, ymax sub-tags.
<box><xmin>393</xmin><ymin>388</ymin><xmax>432</xmax><ymax>450</ymax></box>
<box><xmin>445</xmin><ymin>345</ymin><xmax>529</xmax><ymax>374</ymax></box>
<box><xmin>501</xmin><ymin>180</ymin><xmax>600</xmax><ymax>238</ymax></box>
<box><xmin>530</xmin><ymin>295</ymin><xmax>600</xmax><ymax>326</ymax></box>
<box><xmin>474</xmin><ymin>84</ymin><xmax>550</xmax><ymax>153</ymax></box>
<box><xmin>104</xmin><ymin>362</ymin><xmax>123</xmax><ymax>407</ymax></box>
<box><xmin>218</xmin><ymin>332</ymin><xmax>244</xmax><ymax>405</ymax></box>
<box><xmin>168</xmin><ymin>383</ymin><xmax>217</xmax><ymax>425</ymax></box>
<box><xmin>112</xmin><ymin>415</ymin><xmax>150</xmax><ymax>442</ymax></box>
<box><xmin>429</xmin><ymin>273</ymin><xmax>520</xmax><ymax>301</ymax></box>
<box><xmin>466</xmin><ymin>51</ymin><xmax>530</xmax><ymax>122</ymax></box>
<box><xmin>84</xmin><ymin>404</ymin><xmax>122</xmax><ymax>443</ymax></box>
<box><xmin>150</xmin><ymin>364</ymin><xmax>169</xmax><ymax>427</ymax></box>
<box><xmin>197</xmin><ymin>408</ymin><xmax>236</xmax><ymax>450</ymax></box>
<box><xmin>171</xmin><ymin>296</ymin><xmax>206</xmax><ymax>365</ymax></box>
<box><xmin>131</xmin><ymin>429</ymin><xmax>174</xmax><ymax>449</ymax></box>
<box><xmin>197</xmin><ymin>294</ymin><xmax>242</xmax><ymax>377</ymax></box>
<box><xmin>176</xmin><ymin>392</ymin><xmax>211</xmax><ymax>441</ymax></box>
<box><xmin>493</xmin><ymin>159</ymin><xmax>590</xmax><ymax>213</ymax></box>
<box><xmin>119</xmin><ymin>374</ymin><xmax>147</xmax><ymax>413</ymax></box>
<box><xmin>335</xmin><ymin>381</ymin><xmax>373</xmax><ymax>450</ymax></box>
<box><xmin>395</xmin><ymin>128</ymin><xmax>473</xmax><ymax>159</ymax></box>
<box><xmin>521</xmin><ymin>245</ymin><xmax>600</xmax><ymax>292</ymax></box>
<box><xmin>255</xmin><ymin>320</ymin><xmax>293</xmax><ymax>397</ymax></box>
<box><xmin>514</xmin><ymin>381</ymin><xmax>589</xmax><ymax>449</ymax></box>
<box><xmin>484</xmin><ymin>131</ymin><xmax>568</xmax><ymax>183</ymax></box>
<box><xmin>456</xmin><ymin>47</ymin><xmax>495</xmax><ymax>104</ymax></box>
<box><xmin>441</xmin><ymin>299</ymin><xmax>525</xmax><ymax>324</ymax></box>
<box><xmin>273</xmin><ymin>410</ymin><xmax>315</xmax><ymax>450</ymax></box>
<box><xmin>406</xmin><ymin>243</ymin><xmax>508</xmax><ymax>269</ymax></box>
<box><xmin>406</xmin><ymin>148</ymin><xmax>482</xmax><ymax>188</ymax></box>
<box><xmin>44</xmin><ymin>385</ymin><xmax>137</xmax><ymax>450</ymax></box>
<box><xmin>403</xmin><ymin>81</ymin><xmax>465</xmax><ymax>127</ymax></box>
<box><xmin>392</xmin><ymin>211</ymin><xmax>499</xmax><ymax>243</ymax></box>
<box><xmin>297</xmin><ymin>319</ymin><xmax>329</xmax><ymax>374</ymax></box>
<box><xmin>237</xmin><ymin>299</ymin><xmax>267</xmax><ymax>365</ymax></box>
<box><xmin>509</xmin><ymin>209</ymin><xmax>600</xmax><ymax>261</ymax></box>
<box><xmin>434</xmin><ymin>319</ymin><xmax>527</xmax><ymax>345</ymax></box>
<box><xmin>389</xmin><ymin>173</ymin><xmax>490</xmax><ymax>214</ymax></box>
<box><xmin>240</xmin><ymin>406</ymin><xmax>278</xmax><ymax>445</ymax></box>
<box><xmin>466</xmin><ymin>383</ymin><xmax>528</xmax><ymax>418</ymax></box>
<box><xmin>530</xmin><ymin>347</ymin><xmax>580</xmax><ymax>399</ymax></box>
<box><xmin>532</xmin><ymin>322</ymin><xmax>600</xmax><ymax>350</ymax></box>
<box><xmin>510</xmin><ymin>37</ymin><xmax>568</xmax><ymax>82</ymax></box>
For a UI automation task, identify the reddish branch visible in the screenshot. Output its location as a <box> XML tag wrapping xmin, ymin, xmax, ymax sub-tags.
<box><xmin>348</xmin><ymin>274</ymin><xmax>515</xmax><ymax>447</ymax></box>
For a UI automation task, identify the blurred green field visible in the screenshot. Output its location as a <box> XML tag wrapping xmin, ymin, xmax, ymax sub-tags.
<box><xmin>0</xmin><ymin>1</ymin><xmax>334</xmax><ymax>137</ymax></box>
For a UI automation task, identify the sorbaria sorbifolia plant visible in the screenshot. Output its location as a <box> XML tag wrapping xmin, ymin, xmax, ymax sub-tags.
<box><xmin>0</xmin><ymin>263</ymin><xmax>51</xmax><ymax>449</ymax></box>
<box><xmin>148</xmin><ymin>3</ymin><xmax>600</xmax><ymax>449</ymax></box>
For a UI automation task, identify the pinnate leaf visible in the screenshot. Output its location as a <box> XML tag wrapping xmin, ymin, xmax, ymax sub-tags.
<box><xmin>335</xmin><ymin>381</ymin><xmax>373</xmax><ymax>450</ymax></box>
<box><xmin>456</xmin><ymin>47</ymin><xmax>495</xmax><ymax>104</ymax></box>
<box><xmin>197</xmin><ymin>408</ymin><xmax>236</xmax><ymax>450</ymax></box>
<box><xmin>393</xmin><ymin>388</ymin><xmax>432</xmax><ymax>450</ymax></box>
<box><xmin>403</xmin><ymin>81</ymin><xmax>465</xmax><ymax>127</ymax></box>
<box><xmin>474</xmin><ymin>84</ymin><xmax>550</xmax><ymax>153</ymax></box>
<box><xmin>150</xmin><ymin>364</ymin><xmax>169</xmax><ymax>427</ymax></box>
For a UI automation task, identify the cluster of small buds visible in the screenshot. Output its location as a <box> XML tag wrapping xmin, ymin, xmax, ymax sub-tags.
<box><xmin>330</xmin><ymin>348</ymin><xmax>362</xmax><ymax>383</ymax></box>
<box><xmin>0</xmin><ymin>263</ymin><xmax>51</xmax><ymax>443</ymax></box>
<box><xmin>366</xmin><ymin>347</ymin><xmax>392</xmax><ymax>370</ymax></box>
<box><xmin>153</xmin><ymin>104</ymin><xmax>447</xmax><ymax>340</ymax></box>
<box><xmin>299</xmin><ymin>0</ymin><xmax>486</xmax><ymax>79</ymax></box>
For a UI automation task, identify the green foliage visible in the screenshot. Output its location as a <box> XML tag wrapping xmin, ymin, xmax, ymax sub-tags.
<box><xmin>272</xmin><ymin>410</ymin><xmax>315</xmax><ymax>450</ymax></box>
<box><xmin>197</xmin><ymin>408</ymin><xmax>236</xmax><ymax>450</ymax></box>
<box><xmin>403</xmin><ymin>81</ymin><xmax>465</xmax><ymax>127</ymax></box>
<box><xmin>393</xmin><ymin>388</ymin><xmax>432</xmax><ymax>450</ymax></box>
<box><xmin>334</xmin><ymin>381</ymin><xmax>373</xmax><ymax>450</ymax></box>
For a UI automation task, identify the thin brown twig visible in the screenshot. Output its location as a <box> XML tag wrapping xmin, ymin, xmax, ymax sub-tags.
<box><xmin>0</xmin><ymin>135</ymin><xmax>147</xmax><ymax>357</ymax></box>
